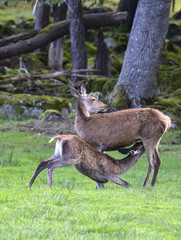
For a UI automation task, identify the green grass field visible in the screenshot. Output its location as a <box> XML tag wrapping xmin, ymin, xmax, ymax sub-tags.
<box><xmin>0</xmin><ymin>121</ymin><xmax>181</xmax><ymax>240</ymax></box>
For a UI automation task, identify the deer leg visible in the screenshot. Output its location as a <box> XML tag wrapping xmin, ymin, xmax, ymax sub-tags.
<box><xmin>151</xmin><ymin>148</ymin><xmax>161</xmax><ymax>187</ymax></box>
<box><xmin>27</xmin><ymin>160</ymin><xmax>50</xmax><ymax>187</ymax></box>
<box><xmin>27</xmin><ymin>154</ymin><xmax>60</xmax><ymax>187</ymax></box>
<box><xmin>143</xmin><ymin>145</ymin><xmax>155</xmax><ymax>187</ymax></box>
<box><xmin>47</xmin><ymin>157</ymin><xmax>78</xmax><ymax>187</ymax></box>
<box><xmin>95</xmin><ymin>182</ymin><xmax>104</xmax><ymax>189</ymax></box>
<box><xmin>106</xmin><ymin>175</ymin><xmax>131</xmax><ymax>188</ymax></box>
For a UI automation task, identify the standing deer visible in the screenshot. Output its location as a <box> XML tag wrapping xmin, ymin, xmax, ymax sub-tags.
<box><xmin>27</xmin><ymin>135</ymin><xmax>145</xmax><ymax>188</ymax></box>
<box><xmin>70</xmin><ymin>86</ymin><xmax>171</xmax><ymax>187</ymax></box>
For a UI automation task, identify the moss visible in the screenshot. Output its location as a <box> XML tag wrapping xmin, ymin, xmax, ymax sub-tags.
<box><xmin>17</xmin><ymin>18</ymin><xmax>34</xmax><ymax>29</ymax></box>
<box><xmin>0</xmin><ymin>91</ymin><xmax>69</xmax><ymax>112</ymax></box>
<box><xmin>1</xmin><ymin>23</ymin><xmax>14</xmax><ymax>35</ymax></box>
<box><xmin>108</xmin><ymin>85</ymin><xmax>129</xmax><ymax>110</ymax></box>
<box><xmin>22</xmin><ymin>52</ymin><xmax>48</xmax><ymax>69</ymax></box>
<box><xmin>38</xmin><ymin>23</ymin><xmax>54</xmax><ymax>35</ymax></box>
<box><xmin>1</xmin><ymin>69</ymin><xmax>19</xmax><ymax>78</ymax></box>
<box><xmin>40</xmin><ymin>109</ymin><xmax>61</xmax><ymax>120</ymax></box>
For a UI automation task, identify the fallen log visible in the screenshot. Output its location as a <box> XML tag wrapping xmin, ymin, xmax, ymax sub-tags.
<box><xmin>0</xmin><ymin>12</ymin><xmax>127</xmax><ymax>60</ymax></box>
<box><xmin>0</xmin><ymin>69</ymin><xmax>102</xmax><ymax>83</ymax></box>
<box><xmin>0</xmin><ymin>30</ymin><xmax>38</xmax><ymax>47</ymax></box>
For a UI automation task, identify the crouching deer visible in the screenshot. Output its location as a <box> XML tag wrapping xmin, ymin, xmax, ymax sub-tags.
<box><xmin>27</xmin><ymin>135</ymin><xmax>144</xmax><ymax>189</ymax></box>
<box><xmin>70</xmin><ymin>86</ymin><xmax>171</xmax><ymax>187</ymax></box>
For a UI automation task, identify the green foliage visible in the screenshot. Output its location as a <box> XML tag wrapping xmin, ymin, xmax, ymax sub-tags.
<box><xmin>157</xmin><ymin>89</ymin><xmax>181</xmax><ymax>111</ymax></box>
<box><xmin>0</xmin><ymin>3</ymin><xmax>35</xmax><ymax>26</ymax></box>
<box><xmin>24</xmin><ymin>52</ymin><xmax>48</xmax><ymax>68</ymax></box>
<box><xmin>110</xmin><ymin>52</ymin><xmax>123</xmax><ymax>75</ymax></box>
<box><xmin>0</xmin><ymin>124</ymin><xmax>180</xmax><ymax>240</ymax></box>
<box><xmin>159</xmin><ymin>41</ymin><xmax>181</xmax><ymax>94</ymax></box>
<box><xmin>85</xmin><ymin>42</ymin><xmax>97</xmax><ymax>56</ymax></box>
<box><xmin>1</xmin><ymin>20</ymin><xmax>15</xmax><ymax>35</ymax></box>
<box><xmin>86</xmin><ymin>77</ymin><xmax>117</xmax><ymax>96</ymax></box>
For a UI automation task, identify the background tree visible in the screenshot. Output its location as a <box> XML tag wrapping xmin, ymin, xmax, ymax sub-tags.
<box><xmin>48</xmin><ymin>3</ymin><xmax>68</xmax><ymax>70</ymax></box>
<box><xmin>117</xmin><ymin>0</ymin><xmax>138</xmax><ymax>29</ymax></box>
<box><xmin>110</xmin><ymin>0</ymin><xmax>172</xmax><ymax>108</ymax></box>
<box><xmin>69</xmin><ymin>0</ymin><xmax>87</xmax><ymax>83</ymax></box>
<box><xmin>34</xmin><ymin>0</ymin><xmax>50</xmax><ymax>52</ymax></box>
<box><xmin>95</xmin><ymin>30</ymin><xmax>111</xmax><ymax>77</ymax></box>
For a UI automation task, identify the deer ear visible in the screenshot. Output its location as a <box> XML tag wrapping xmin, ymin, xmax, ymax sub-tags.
<box><xmin>80</xmin><ymin>85</ymin><xmax>86</xmax><ymax>96</ymax></box>
<box><xmin>69</xmin><ymin>86</ymin><xmax>79</xmax><ymax>98</ymax></box>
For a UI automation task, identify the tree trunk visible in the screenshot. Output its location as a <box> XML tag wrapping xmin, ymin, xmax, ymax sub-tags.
<box><xmin>69</xmin><ymin>0</ymin><xmax>87</xmax><ymax>83</ymax></box>
<box><xmin>95</xmin><ymin>30</ymin><xmax>111</xmax><ymax>77</ymax></box>
<box><xmin>0</xmin><ymin>12</ymin><xmax>127</xmax><ymax>60</ymax></box>
<box><xmin>110</xmin><ymin>0</ymin><xmax>171</xmax><ymax>108</ymax></box>
<box><xmin>48</xmin><ymin>3</ymin><xmax>68</xmax><ymax>70</ymax></box>
<box><xmin>117</xmin><ymin>0</ymin><xmax>138</xmax><ymax>28</ymax></box>
<box><xmin>34</xmin><ymin>0</ymin><xmax>50</xmax><ymax>52</ymax></box>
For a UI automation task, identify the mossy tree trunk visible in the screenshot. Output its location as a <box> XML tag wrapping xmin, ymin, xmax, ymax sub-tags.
<box><xmin>110</xmin><ymin>0</ymin><xmax>172</xmax><ymax>109</ymax></box>
<box><xmin>69</xmin><ymin>0</ymin><xmax>87</xmax><ymax>83</ymax></box>
<box><xmin>34</xmin><ymin>0</ymin><xmax>50</xmax><ymax>52</ymax></box>
<box><xmin>48</xmin><ymin>3</ymin><xmax>68</xmax><ymax>70</ymax></box>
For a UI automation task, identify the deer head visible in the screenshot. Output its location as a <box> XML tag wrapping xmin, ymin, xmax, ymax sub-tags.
<box><xmin>70</xmin><ymin>85</ymin><xmax>109</xmax><ymax>113</ymax></box>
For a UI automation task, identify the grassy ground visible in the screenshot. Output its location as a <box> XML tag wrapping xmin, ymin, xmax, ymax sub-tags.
<box><xmin>0</xmin><ymin>121</ymin><xmax>180</xmax><ymax>240</ymax></box>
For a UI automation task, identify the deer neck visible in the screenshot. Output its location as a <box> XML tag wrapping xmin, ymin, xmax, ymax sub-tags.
<box><xmin>117</xmin><ymin>152</ymin><xmax>142</xmax><ymax>174</ymax></box>
<box><xmin>76</xmin><ymin>97</ymin><xmax>89</xmax><ymax>121</ymax></box>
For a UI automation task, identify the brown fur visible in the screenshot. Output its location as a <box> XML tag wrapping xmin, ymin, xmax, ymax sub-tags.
<box><xmin>70</xmin><ymin>86</ymin><xmax>171</xmax><ymax>187</ymax></box>
<box><xmin>27</xmin><ymin>135</ymin><xmax>145</xmax><ymax>188</ymax></box>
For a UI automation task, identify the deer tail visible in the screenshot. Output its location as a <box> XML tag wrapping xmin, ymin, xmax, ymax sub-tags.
<box><xmin>49</xmin><ymin>135</ymin><xmax>65</xmax><ymax>143</ymax></box>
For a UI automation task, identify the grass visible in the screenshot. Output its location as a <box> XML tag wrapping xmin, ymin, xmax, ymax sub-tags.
<box><xmin>0</xmin><ymin>2</ymin><xmax>34</xmax><ymax>24</ymax></box>
<box><xmin>0</xmin><ymin>121</ymin><xmax>180</xmax><ymax>240</ymax></box>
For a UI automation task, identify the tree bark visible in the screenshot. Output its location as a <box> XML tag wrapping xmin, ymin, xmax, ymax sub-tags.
<box><xmin>110</xmin><ymin>0</ymin><xmax>171</xmax><ymax>108</ymax></box>
<box><xmin>0</xmin><ymin>12</ymin><xmax>127</xmax><ymax>61</ymax></box>
<box><xmin>95</xmin><ymin>30</ymin><xmax>111</xmax><ymax>77</ymax></box>
<box><xmin>69</xmin><ymin>0</ymin><xmax>87</xmax><ymax>83</ymax></box>
<box><xmin>34</xmin><ymin>0</ymin><xmax>50</xmax><ymax>52</ymax></box>
<box><xmin>34</xmin><ymin>0</ymin><xmax>50</xmax><ymax>30</ymax></box>
<box><xmin>0</xmin><ymin>30</ymin><xmax>38</xmax><ymax>47</ymax></box>
<box><xmin>48</xmin><ymin>3</ymin><xmax>68</xmax><ymax>70</ymax></box>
